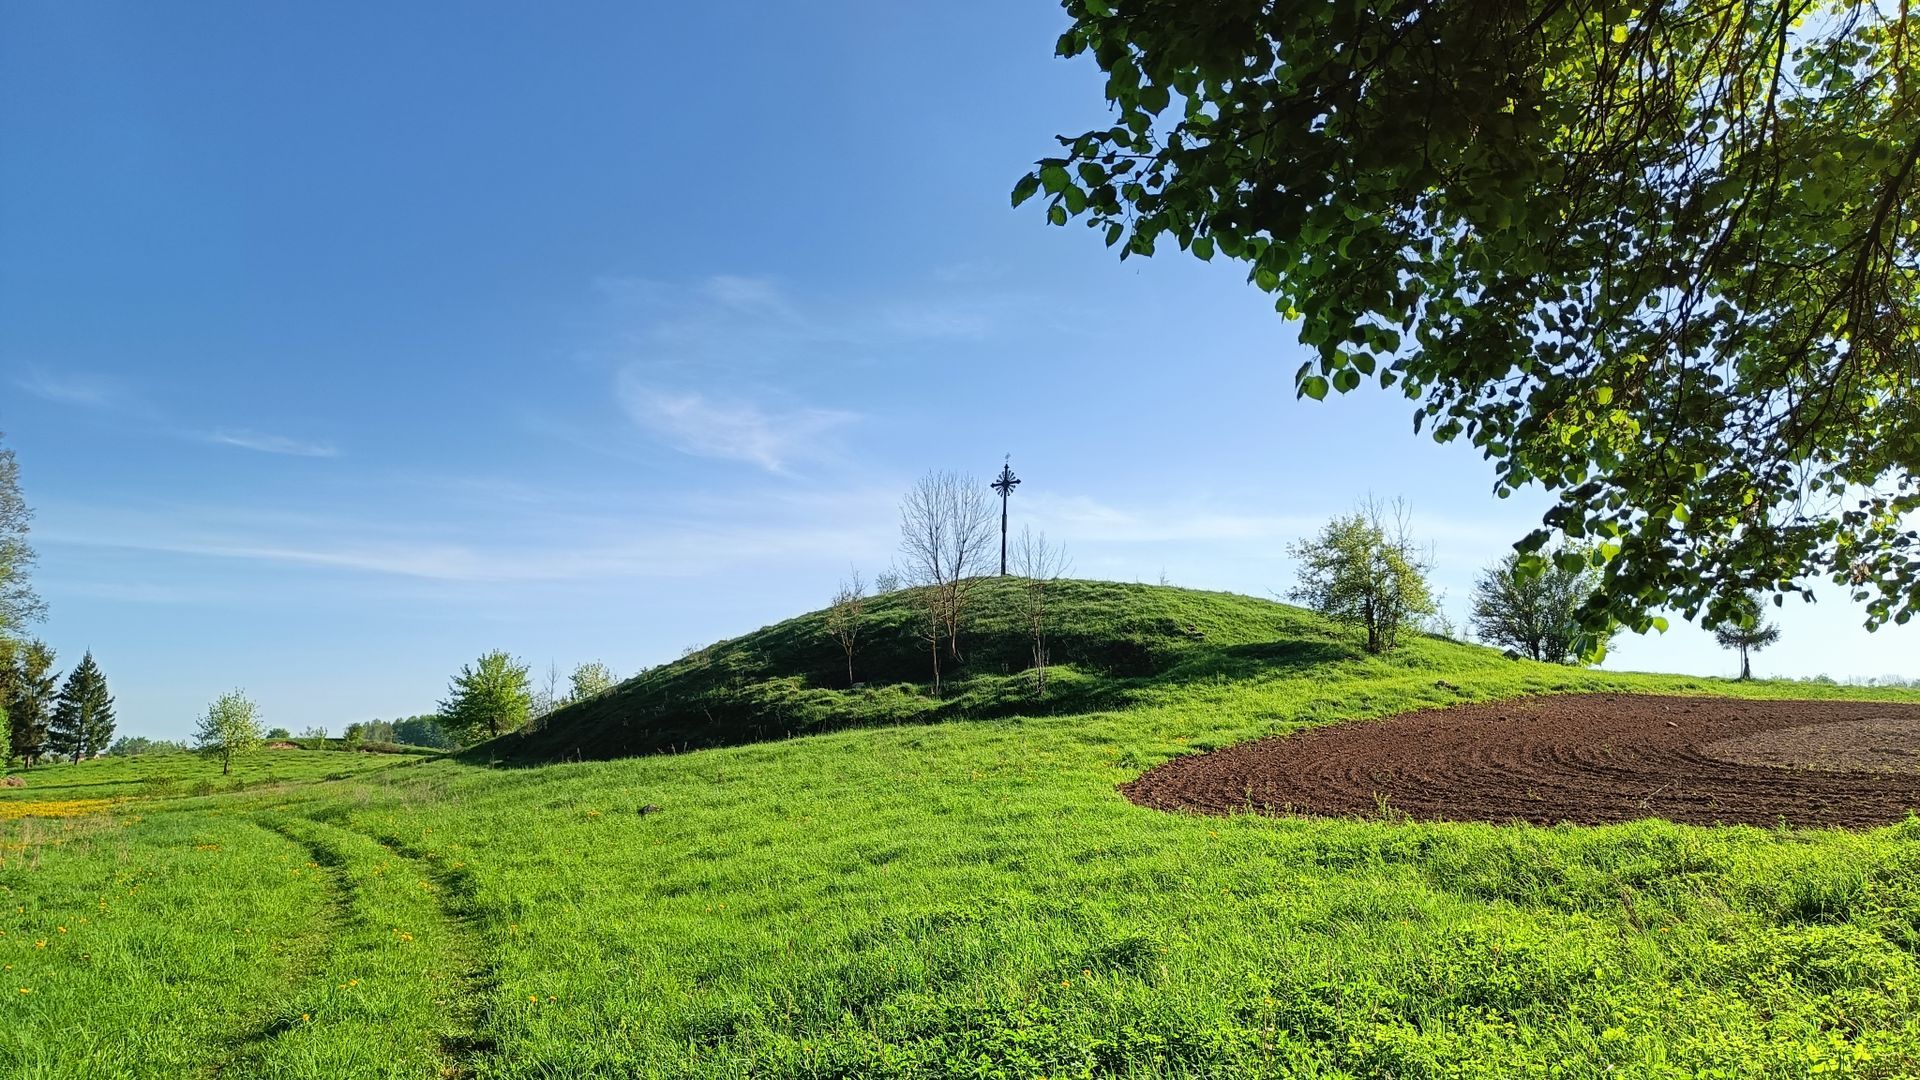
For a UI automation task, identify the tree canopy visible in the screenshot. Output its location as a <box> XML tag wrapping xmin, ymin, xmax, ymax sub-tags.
<box><xmin>194</xmin><ymin>689</ymin><xmax>262</xmax><ymax>775</ymax></box>
<box><xmin>0</xmin><ymin>432</ymin><xmax>46</xmax><ymax>637</ymax></box>
<box><xmin>1288</xmin><ymin>501</ymin><xmax>1435</xmax><ymax>653</ymax></box>
<box><xmin>1471</xmin><ymin>551</ymin><xmax>1616</xmax><ymax>664</ymax></box>
<box><xmin>1018</xmin><ymin>0</ymin><xmax>1920</xmax><ymax>645</ymax></box>
<box><xmin>439</xmin><ymin>651</ymin><xmax>533</xmax><ymax>742</ymax></box>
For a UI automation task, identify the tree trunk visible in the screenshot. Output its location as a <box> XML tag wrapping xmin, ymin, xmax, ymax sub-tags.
<box><xmin>222</xmin><ymin>752</ymin><xmax>232</xmax><ymax>776</ymax></box>
<box><xmin>846</xmin><ymin>650</ymin><xmax>855</xmax><ymax>688</ymax></box>
<box><xmin>1739</xmin><ymin>647</ymin><xmax>1752</xmax><ymax>681</ymax></box>
<box><xmin>929</xmin><ymin>636</ymin><xmax>942</xmax><ymax>696</ymax></box>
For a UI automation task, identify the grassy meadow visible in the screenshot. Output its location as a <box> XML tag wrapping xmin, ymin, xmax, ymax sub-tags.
<box><xmin>3</xmin><ymin>582</ymin><xmax>1919</xmax><ymax>1078</ymax></box>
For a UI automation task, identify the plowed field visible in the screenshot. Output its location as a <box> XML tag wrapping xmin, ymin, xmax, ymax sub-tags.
<box><xmin>1122</xmin><ymin>693</ymin><xmax>1920</xmax><ymax>827</ymax></box>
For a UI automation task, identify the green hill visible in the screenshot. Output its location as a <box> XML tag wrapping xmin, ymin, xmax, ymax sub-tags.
<box><xmin>493</xmin><ymin>579</ymin><xmax>1508</xmax><ymax>760</ymax></box>
<box><xmin>11</xmin><ymin>582</ymin><xmax>1920</xmax><ymax>1077</ymax></box>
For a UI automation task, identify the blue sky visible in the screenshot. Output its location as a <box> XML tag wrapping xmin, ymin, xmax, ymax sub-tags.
<box><xmin>3</xmin><ymin>2</ymin><xmax>1915</xmax><ymax>738</ymax></box>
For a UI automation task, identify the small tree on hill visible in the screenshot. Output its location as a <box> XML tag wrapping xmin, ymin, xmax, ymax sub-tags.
<box><xmin>569</xmin><ymin>661</ymin><xmax>616</xmax><ymax>702</ymax></box>
<box><xmin>912</xmin><ymin>584</ymin><xmax>946</xmax><ymax>695</ymax></box>
<box><xmin>48</xmin><ymin>651</ymin><xmax>114</xmax><ymax>763</ymax></box>
<box><xmin>1289</xmin><ymin>500</ymin><xmax>1435</xmax><ymax>654</ymax></box>
<box><xmin>823</xmin><ymin>570</ymin><xmax>867</xmax><ymax>687</ymax></box>
<box><xmin>1713</xmin><ymin>592</ymin><xmax>1781</xmax><ymax>681</ymax></box>
<box><xmin>439</xmin><ymin>650</ymin><xmax>533</xmax><ymax>742</ymax></box>
<box><xmin>899</xmin><ymin>470</ymin><xmax>997</xmax><ymax>664</ymax></box>
<box><xmin>1012</xmin><ymin>528</ymin><xmax>1071</xmax><ymax>695</ymax></box>
<box><xmin>530</xmin><ymin>661</ymin><xmax>565</xmax><ymax>720</ymax></box>
<box><xmin>194</xmin><ymin>690</ymin><xmax>262</xmax><ymax>775</ymax></box>
<box><xmin>1471</xmin><ymin>551</ymin><xmax>1616</xmax><ymax>664</ymax></box>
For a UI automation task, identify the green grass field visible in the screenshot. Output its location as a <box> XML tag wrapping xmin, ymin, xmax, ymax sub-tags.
<box><xmin>4</xmin><ymin>582</ymin><xmax>1918</xmax><ymax>1078</ymax></box>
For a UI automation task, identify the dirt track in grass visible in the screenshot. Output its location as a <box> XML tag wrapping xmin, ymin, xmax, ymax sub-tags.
<box><xmin>1121</xmin><ymin>693</ymin><xmax>1920</xmax><ymax>828</ymax></box>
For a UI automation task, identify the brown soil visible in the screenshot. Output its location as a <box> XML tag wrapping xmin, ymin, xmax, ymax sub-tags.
<box><xmin>1121</xmin><ymin>693</ymin><xmax>1920</xmax><ymax>828</ymax></box>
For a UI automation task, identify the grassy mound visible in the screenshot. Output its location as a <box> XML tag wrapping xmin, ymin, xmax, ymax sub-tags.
<box><xmin>8</xmin><ymin>583</ymin><xmax>1920</xmax><ymax>1077</ymax></box>
<box><xmin>492</xmin><ymin>579</ymin><xmax>1503</xmax><ymax>761</ymax></box>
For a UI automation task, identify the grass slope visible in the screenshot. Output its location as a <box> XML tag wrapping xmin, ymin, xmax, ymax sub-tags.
<box><xmin>3</xmin><ymin>583</ymin><xmax>1919</xmax><ymax>1078</ymax></box>
<box><xmin>497</xmin><ymin>579</ymin><xmax>1482</xmax><ymax>760</ymax></box>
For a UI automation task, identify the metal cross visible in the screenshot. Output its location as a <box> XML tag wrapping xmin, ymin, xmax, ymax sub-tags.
<box><xmin>991</xmin><ymin>458</ymin><xmax>1020</xmax><ymax>576</ymax></box>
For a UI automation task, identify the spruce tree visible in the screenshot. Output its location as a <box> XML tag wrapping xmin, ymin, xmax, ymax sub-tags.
<box><xmin>2</xmin><ymin>639</ymin><xmax>57</xmax><ymax>766</ymax></box>
<box><xmin>49</xmin><ymin>652</ymin><xmax>114</xmax><ymax>764</ymax></box>
<box><xmin>1712</xmin><ymin>593</ymin><xmax>1782</xmax><ymax>682</ymax></box>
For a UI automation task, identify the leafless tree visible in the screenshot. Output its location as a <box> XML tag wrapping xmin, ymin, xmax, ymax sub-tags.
<box><xmin>823</xmin><ymin>568</ymin><xmax>867</xmax><ymax>687</ymax></box>
<box><xmin>898</xmin><ymin>470</ymin><xmax>997</xmax><ymax>670</ymax></box>
<box><xmin>912</xmin><ymin>582</ymin><xmax>946</xmax><ymax>696</ymax></box>
<box><xmin>529</xmin><ymin>660</ymin><xmax>564</xmax><ymax>725</ymax></box>
<box><xmin>1012</xmin><ymin>527</ymin><xmax>1072</xmax><ymax>695</ymax></box>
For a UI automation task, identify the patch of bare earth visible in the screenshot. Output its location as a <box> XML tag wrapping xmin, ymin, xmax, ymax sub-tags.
<box><xmin>1120</xmin><ymin>693</ymin><xmax>1920</xmax><ymax>828</ymax></box>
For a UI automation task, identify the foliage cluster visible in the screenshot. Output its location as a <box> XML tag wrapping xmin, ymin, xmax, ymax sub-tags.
<box><xmin>193</xmin><ymin>690</ymin><xmax>263</xmax><ymax>775</ymax></box>
<box><xmin>1471</xmin><ymin>551</ymin><xmax>1618</xmax><ymax>664</ymax></box>
<box><xmin>1287</xmin><ymin>500</ymin><xmax>1435</xmax><ymax>653</ymax></box>
<box><xmin>1018</xmin><ymin>0</ymin><xmax>1920</xmax><ymax>637</ymax></box>
<box><xmin>439</xmin><ymin>652</ymin><xmax>532</xmax><ymax>743</ymax></box>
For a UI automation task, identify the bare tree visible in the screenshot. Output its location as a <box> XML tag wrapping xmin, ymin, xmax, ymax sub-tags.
<box><xmin>1011</xmin><ymin>527</ymin><xmax>1071</xmax><ymax>695</ymax></box>
<box><xmin>529</xmin><ymin>660</ymin><xmax>564</xmax><ymax>724</ymax></box>
<box><xmin>898</xmin><ymin>470</ymin><xmax>997</xmax><ymax>672</ymax></box>
<box><xmin>912</xmin><ymin>582</ymin><xmax>945</xmax><ymax>696</ymax></box>
<box><xmin>823</xmin><ymin>569</ymin><xmax>867</xmax><ymax>687</ymax></box>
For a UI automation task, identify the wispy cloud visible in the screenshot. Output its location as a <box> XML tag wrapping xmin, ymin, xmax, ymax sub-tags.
<box><xmin>585</xmin><ymin>273</ymin><xmax>1010</xmax><ymax>473</ymax></box>
<box><xmin>203</xmin><ymin>429</ymin><xmax>339</xmax><ymax>458</ymax></box>
<box><xmin>615</xmin><ymin>380</ymin><xmax>855</xmax><ymax>473</ymax></box>
<box><xmin>13</xmin><ymin>369</ymin><xmax>143</xmax><ymax>413</ymax></box>
<box><xmin>38</xmin><ymin>489</ymin><xmax>888</xmax><ymax>585</ymax></box>
<box><xmin>11</xmin><ymin>368</ymin><xmax>341</xmax><ymax>459</ymax></box>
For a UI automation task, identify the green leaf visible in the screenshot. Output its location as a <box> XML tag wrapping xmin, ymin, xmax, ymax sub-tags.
<box><xmin>1191</xmin><ymin>235</ymin><xmax>1214</xmax><ymax>261</ymax></box>
<box><xmin>1011</xmin><ymin>174</ymin><xmax>1041</xmax><ymax>208</ymax></box>
<box><xmin>1047</xmin><ymin>203</ymin><xmax>1068</xmax><ymax>226</ymax></box>
<box><xmin>1039</xmin><ymin>164</ymin><xmax>1072</xmax><ymax>194</ymax></box>
<box><xmin>1299</xmin><ymin>375</ymin><xmax>1330</xmax><ymax>401</ymax></box>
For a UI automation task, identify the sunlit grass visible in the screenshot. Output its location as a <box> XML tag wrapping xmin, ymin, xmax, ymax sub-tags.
<box><xmin>3</xmin><ymin>584</ymin><xmax>1917</xmax><ymax>1077</ymax></box>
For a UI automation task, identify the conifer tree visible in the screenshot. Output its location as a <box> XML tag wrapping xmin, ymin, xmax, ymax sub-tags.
<box><xmin>1712</xmin><ymin>593</ymin><xmax>1783</xmax><ymax>682</ymax></box>
<box><xmin>49</xmin><ymin>652</ymin><xmax>115</xmax><ymax>764</ymax></box>
<box><xmin>1</xmin><ymin>639</ymin><xmax>57</xmax><ymax>766</ymax></box>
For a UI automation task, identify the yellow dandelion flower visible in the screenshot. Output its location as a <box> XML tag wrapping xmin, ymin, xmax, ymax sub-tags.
<box><xmin>17</xmin><ymin>988</ymin><xmax>28</xmax><ymax>994</ymax></box>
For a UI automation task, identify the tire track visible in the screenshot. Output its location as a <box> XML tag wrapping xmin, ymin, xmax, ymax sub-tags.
<box><xmin>221</xmin><ymin>814</ymin><xmax>493</xmax><ymax>1078</ymax></box>
<box><xmin>342</xmin><ymin>825</ymin><xmax>500</xmax><ymax>1077</ymax></box>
